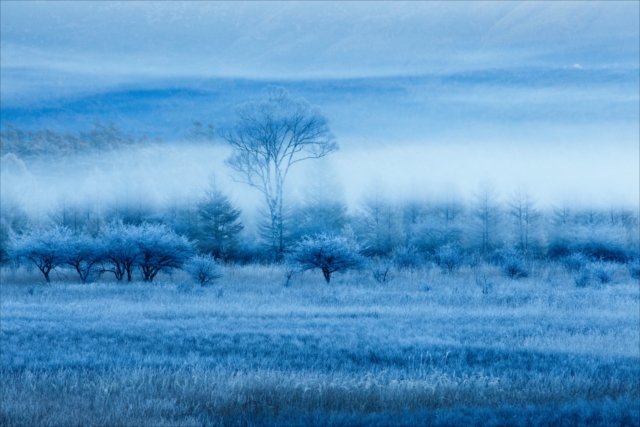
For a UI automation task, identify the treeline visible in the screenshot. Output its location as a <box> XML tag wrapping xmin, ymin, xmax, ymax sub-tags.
<box><xmin>1</xmin><ymin>179</ymin><xmax>638</xmax><ymax>270</ymax></box>
<box><xmin>0</xmin><ymin>121</ymin><xmax>217</xmax><ymax>159</ymax></box>
<box><xmin>0</xmin><ymin>122</ymin><xmax>160</xmax><ymax>158</ymax></box>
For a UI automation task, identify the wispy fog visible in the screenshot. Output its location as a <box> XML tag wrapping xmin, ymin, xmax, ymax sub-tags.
<box><xmin>1</xmin><ymin>1</ymin><xmax>638</xmax><ymax>229</ymax></box>
<box><xmin>2</xmin><ymin>137</ymin><xmax>637</xmax><ymax>230</ymax></box>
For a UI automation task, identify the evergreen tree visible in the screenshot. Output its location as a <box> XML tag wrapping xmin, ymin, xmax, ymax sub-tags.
<box><xmin>295</xmin><ymin>158</ymin><xmax>348</xmax><ymax>239</ymax></box>
<box><xmin>197</xmin><ymin>178</ymin><xmax>244</xmax><ymax>260</ymax></box>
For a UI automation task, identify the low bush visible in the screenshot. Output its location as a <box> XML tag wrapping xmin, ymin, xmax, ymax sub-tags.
<box><xmin>574</xmin><ymin>270</ymin><xmax>591</xmax><ymax>288</ymax></box>
<box><xmin>562</xmin><ymin>252</ymin><xmax>588</xmax><ymax>273</ymax></box>
<box><xmin>435</xmin><ymin>244</ymin><xmax>464</xmax><ymax>274</ymax></box>
<box><xmin>370</xmin><ymin>257</ymin><xmax>394</xmax><ymax>284</ymax></box>
<box><xmin>587</xmin><ymin>261</ymin><xmax>618</xmax><ymax>285</ymax></box>
<box><xmin>391</xmin><ymin>245</ymin><xmax>422</xmax><ymax>270</ymax></box>
<box><xmin>183</xmin><ymin>254</ymin><xmax>222</xmax><ymax>286</ymax></box>
<box><xmin>498</xmin><ymin>248</ymin><xmax>529</xmax><ymax>279</ymax></box>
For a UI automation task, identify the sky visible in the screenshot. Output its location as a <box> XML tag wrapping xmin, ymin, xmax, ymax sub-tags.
<box><xmin>1</xmin><ymin>1</ymin><xmax>639</xmax><ymax>211</ymax></box>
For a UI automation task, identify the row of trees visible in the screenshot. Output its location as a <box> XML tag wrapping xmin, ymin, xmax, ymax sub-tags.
<box><xmin>0</xmin><ymin>121</ymin><xmax>163</xmax><ymax>158</ymax></box>
<box><xmin>2</xmin><ymin>183</ymin><xmax>638</xmax><ymax>269</ymax></box>
<box><xmin>12</xmin><ymin>223</ymin><xmax>193</xmax><ymax>283</ymax></box>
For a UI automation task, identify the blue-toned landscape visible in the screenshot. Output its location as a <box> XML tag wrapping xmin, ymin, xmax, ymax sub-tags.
<box><xmin>1</xmin><ymin>2</ymin><xmax>639</xmax><ymax>426</ymax></box>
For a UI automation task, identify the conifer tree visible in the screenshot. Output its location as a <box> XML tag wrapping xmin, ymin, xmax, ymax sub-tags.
<box><xmin>197</xmin><ymin>178</ymin><xmax>244</xmax><ymax>260</ymax></box>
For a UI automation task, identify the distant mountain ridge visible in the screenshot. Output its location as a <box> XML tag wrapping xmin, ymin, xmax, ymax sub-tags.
<box><xmin>1</xmin><ymin>67</ymin><xmax>637</xmax><ymax>144</ymax></box>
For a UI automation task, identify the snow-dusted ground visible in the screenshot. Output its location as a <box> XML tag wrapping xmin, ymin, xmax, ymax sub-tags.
<box><xmin>1</xmin><ymin>264</ymin><xmax>638</xmax><ymax>426</ymax></box>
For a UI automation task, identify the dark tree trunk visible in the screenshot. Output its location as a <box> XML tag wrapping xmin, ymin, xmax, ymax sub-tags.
<box><xmin>322</xmin><ymin>268</ymin><xmax>331</xmax><ymax>283</ymax></box>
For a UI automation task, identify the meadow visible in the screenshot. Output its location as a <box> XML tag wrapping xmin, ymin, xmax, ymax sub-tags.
<box><xmin>1</xmin><ymin>263</ymin><xmax>639</xmax><ymax>426</ymax></box>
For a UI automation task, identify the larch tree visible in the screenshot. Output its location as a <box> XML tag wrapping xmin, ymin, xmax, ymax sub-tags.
<box><xmin>470</xmin><ymin>181</ymin><xmax>502</xmax><ymax>256</ymax></box>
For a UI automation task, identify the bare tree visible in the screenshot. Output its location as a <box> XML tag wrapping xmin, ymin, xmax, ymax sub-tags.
<box><xmin>223</xmin><ymin>87</ymin><xmax>337</xmax><ymax>259</ymax></box>
<box><xmin>470</xmin><ymin>181</ymin><xmax>502</xmax><ymax>256</ymax></box>
<box><xmin>508</xmin><ymin>186</ymin><xmax>541</xmax><ymax>256</ymax></box>
<box><xmin>355</xmin><ymin>186</ymin><xmax>405</xmax><ymax>256</ymax></box>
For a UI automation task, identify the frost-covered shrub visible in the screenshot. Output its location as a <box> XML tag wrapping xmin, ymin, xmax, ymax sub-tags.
<box><xmin>497</xmin><ymin>247</ymin><xmax>529</xmax><ymax>279</ymax></box>
<box><xmin>587</xmin><ymin>261</ymin><xmax>618</xmax><ymax>284</ymax></box>
<box><xmin>136</xmin><ymin>223</ymin><xmax>194</xmax><ymax>282</ymax></box>
<box><xmin>435</xmin><ymin>244</ymin><xmax>464</xmax><ymax>274</ymax></box>
<box><xmin>549</xmin><ymin>224</ymin><xmax>630</xmax><ymax>263</ymax></box>
<box><xmin>391</xmin><ymin>245</ymin><xmax>422</xmax><ymax>270</ymax></box>
<box><xmin>14</xmin><ymin>227</ymin><xmax>73</xmax><ymax>283</ymax></box>
<box><xmin>290</xmin><ymin>234</ymin><xmax>363</xmax><ymax>283</ymax></box>
<box><xmin>370</xmin><ymin>257</ymin><xmax>394</xmax><ymax>284</ymax></box>
<box><xmin>562</xmin><ymin>252</ymin><xmax>588</xmax><ymax>273</ymax></box>
<box><xmin>183</xmin><ymin>254</ymin><xmax>222</xmax><ymax>286</ymax></box>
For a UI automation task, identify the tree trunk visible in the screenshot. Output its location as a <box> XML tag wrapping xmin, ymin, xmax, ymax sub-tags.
<box><xmin>322</xmin><ymin>268</ymin><xmax>331</xmax><ymax>283</ymax></box>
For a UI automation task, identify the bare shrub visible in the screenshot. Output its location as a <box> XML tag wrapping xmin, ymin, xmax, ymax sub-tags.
<box><xmin>370</xmin><ymin>257</ymin><xmax>394</xmax><ymax>284</ymax></box>
<box><xmin>435</xmin><ymin>244</ymin><xmax>464</xmax><ymax>274</ymax></box>
<box><xmin>496</xmin><ymin>247</ymin><xmax>529</xmax><ymax>279</ymax></box>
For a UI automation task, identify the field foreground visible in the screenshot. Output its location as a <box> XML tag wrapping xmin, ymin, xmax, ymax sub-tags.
<box><xmin>1</xmin><ymin>265</ymin><xmax>639</xmax><ymax>426</ymax></box>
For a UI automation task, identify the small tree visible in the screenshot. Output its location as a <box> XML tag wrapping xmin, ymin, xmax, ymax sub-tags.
<box><xmin>101</xmin><ymin>221</ymin><xmax>140</xmax><ymax>281</ymax></box>
<box><xmin>183</xmin><ymin>254</ymin><xmax>222</xmax><ymax>286</ymax></box>
<box><xmin>136</xmin><ymin>223</ymin><xmax>194</xmax><ymax>282</ymax></box>
<box><xmin>294</xmin><ymin>158</ymin><xmax>348</xmax><ymax>238</ymax></box>
<box><xmin>508</xmin><ymin>187</ymin><xmax>542</xmax><ymax>256</ymax></box>
<box><xmin>470</xmin><ymin>181</ymin><xmax>502</xmax><ymax>256</ymax></box>
<box><xmin>63</xmin><ymin>234</ymin><xmax>105</xmax><ymax>283</ymax></box>
<box><xmin>197</xmin><ymin>178</ymin><xmax>244</xmax><ymax>261</ymax></box>
<box><xmin>370</xmin><ymin>256</ymin><xmax>394</xmax><ymax>284</ymax></box>
<box><xmin>435</xmin><ymin>244</ymin><xmax>464</xmax><ymax>274</ymax></box>
<box><xmin>290</xmin><ymin>234</ymin><xmax>363</xmax><ymax>283</ymax></box>
<box><xmin>497</xmin><ymin>247</ymin><xmax>529</xmax><ymax>279</ymax></box>
<box><xmin>355</xmin><ymin>186</ymin><xmax>405</xmax><ymax>256</ymax></box>
<box><xmin>392</xmin><ymin>245</ymin><xmax>423</xmax><ymax>270</ymax></box>
<box><xmin>14</xmin><ymin>227</ymin><xmax>72</xmax><ymax>283</ymax></box>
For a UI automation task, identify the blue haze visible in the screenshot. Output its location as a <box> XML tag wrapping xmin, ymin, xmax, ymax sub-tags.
<box><xmin>1</xmin><ymin>1</ymin><xmax>638</xmax><ymax>206</ymax></box>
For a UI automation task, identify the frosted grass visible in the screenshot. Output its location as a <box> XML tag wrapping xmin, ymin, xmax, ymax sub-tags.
<box><xmin>1</xmin><ymin>264</ymin><xmax>638</xmax><ymax>425</ymax></box>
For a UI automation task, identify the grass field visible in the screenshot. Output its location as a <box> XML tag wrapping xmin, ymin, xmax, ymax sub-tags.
<box><xmin>1</xmin><ymin>263</ymin><xmax>639</xmax><ymax>426</ymax></box>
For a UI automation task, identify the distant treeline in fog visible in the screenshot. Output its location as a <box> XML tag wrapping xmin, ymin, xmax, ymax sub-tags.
<box><xmin>0</xmin><ymin>122</ymin><xmax>160</xmax><ymax>158</ymax></box>
<box><xmin>1</xmin><ymin>176</ymin><xmax>638</xmax><ymax>267</ymax></box>
<box><xmin>0</xmin><ymin>121</ymin><xmax>217</xmax><ymax>158</ymax></box>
